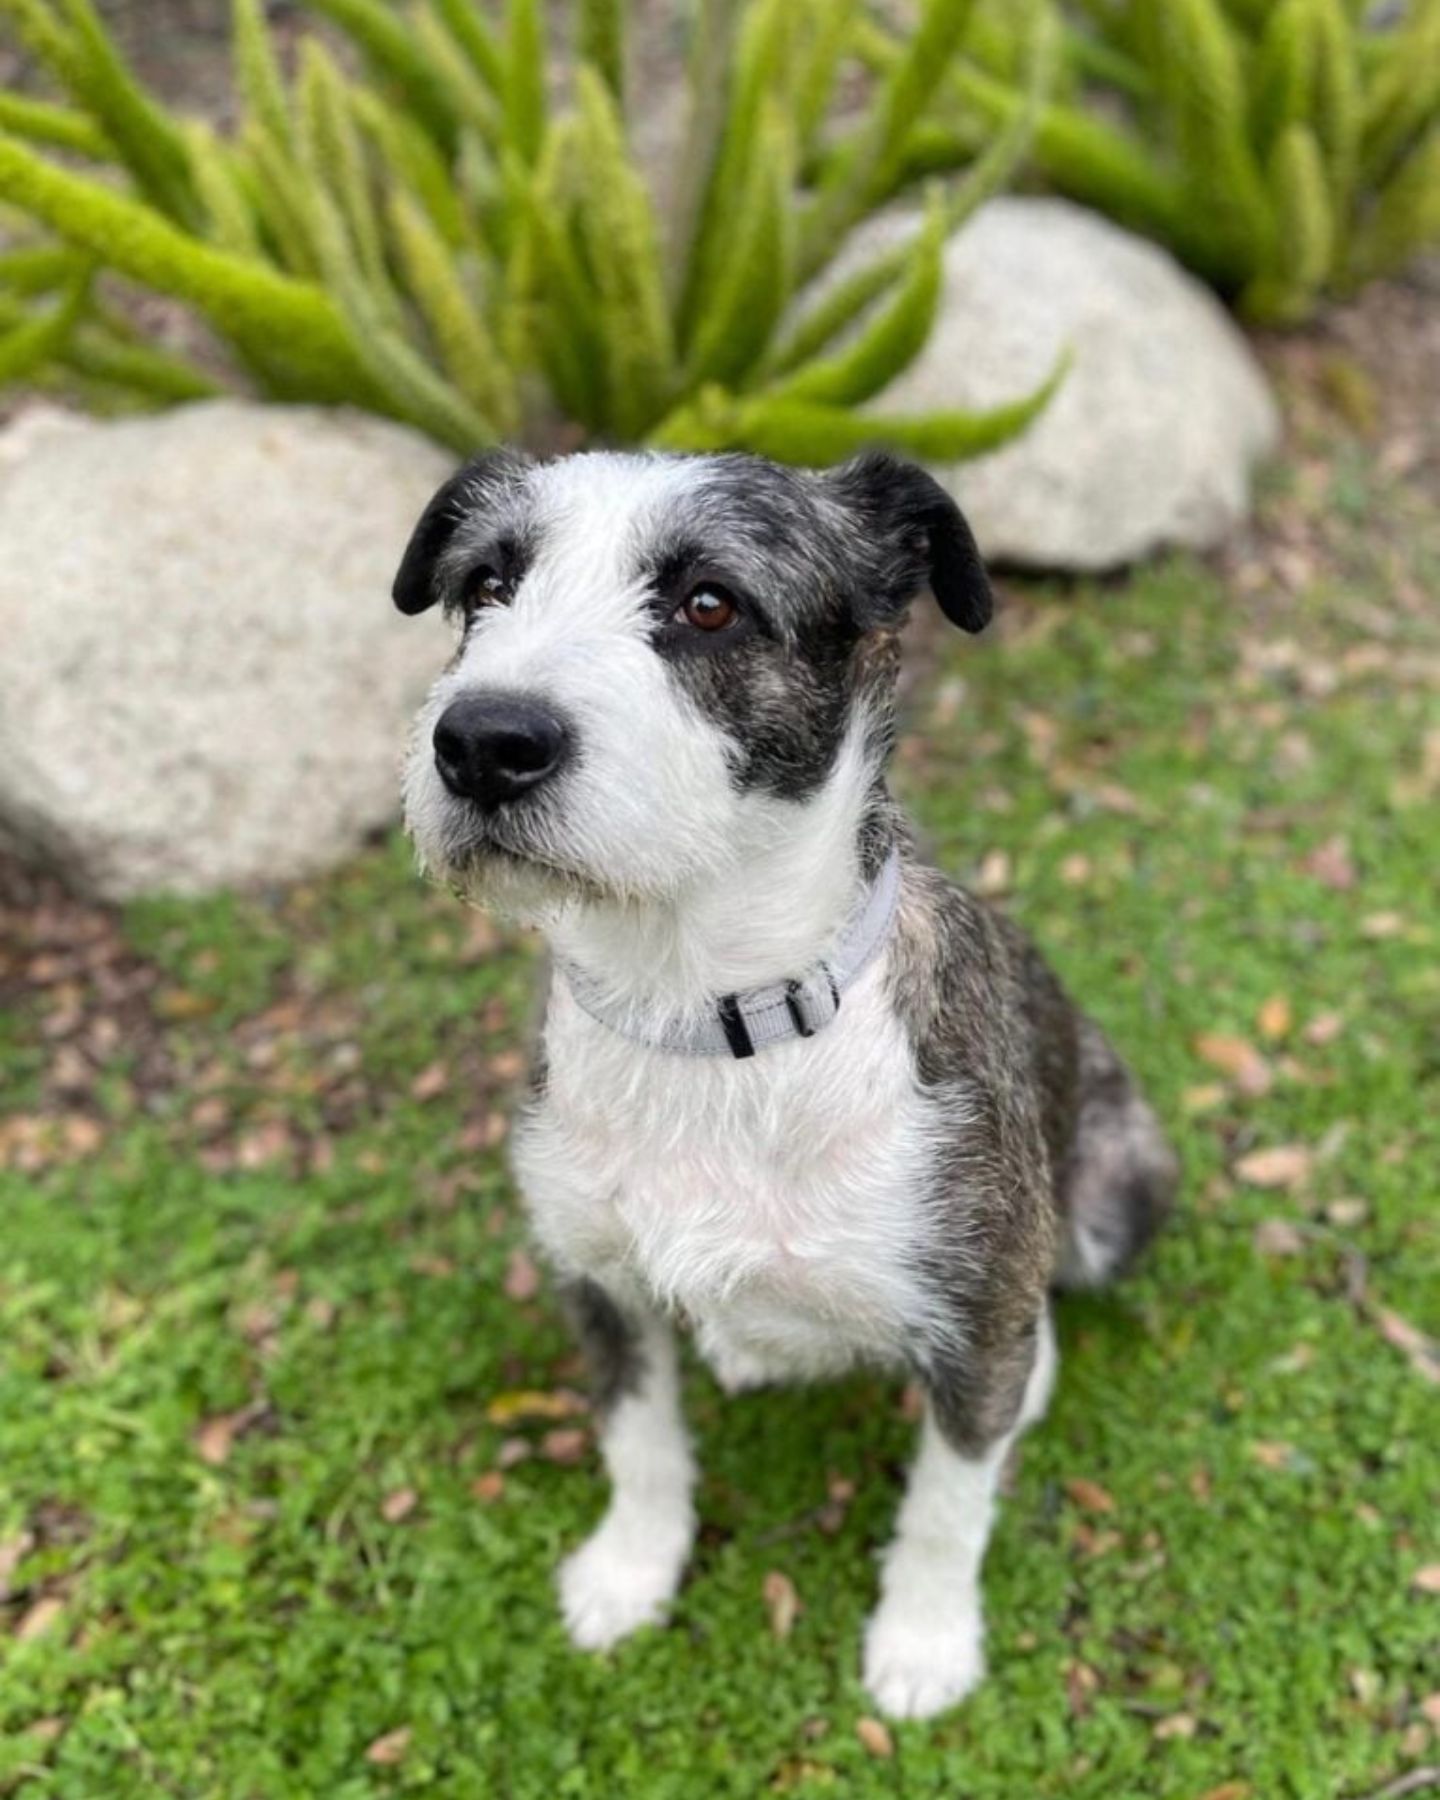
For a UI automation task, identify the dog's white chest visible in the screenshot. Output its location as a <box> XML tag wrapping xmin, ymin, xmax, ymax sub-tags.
<box><xmin>515</xmin><ymin>967</ymin><xmax>941</xmax><ymax>1386</ymax></box>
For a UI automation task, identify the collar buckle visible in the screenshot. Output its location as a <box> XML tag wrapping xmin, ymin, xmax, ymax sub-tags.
<box><xmin>784</xmin><ymin>966</ymin><xmax>840</xmax><ymax>1040</ymax></box>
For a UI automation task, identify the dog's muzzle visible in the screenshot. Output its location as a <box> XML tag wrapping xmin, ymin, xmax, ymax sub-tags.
<box><xmin>433</xmin><ymin>691</ymin><xmax>572</xmax><ymax>809</ymax></box>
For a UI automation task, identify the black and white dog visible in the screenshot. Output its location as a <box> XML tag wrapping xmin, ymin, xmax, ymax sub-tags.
<box><xmin>393</xmin><ymin>447</ymin><xmax>1177</xmax><ymax>1719</ymax></box>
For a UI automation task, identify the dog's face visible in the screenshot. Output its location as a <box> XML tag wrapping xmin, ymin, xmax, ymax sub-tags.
<box><xmin>394</xmin><ymin>449</ymin><xmax>990</xmax><ymax>912</ymax></box>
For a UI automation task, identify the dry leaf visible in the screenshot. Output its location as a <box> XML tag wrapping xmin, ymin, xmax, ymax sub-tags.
<box><xmin>381</xmin><ymin>1488</ymin><xmax>418</xmax><ymax>1524</ymax></box>
<box><xmin>1419</xmin><ymin>1692</ymin><xmax>1440</xmax><ymax>1727</ymax></box>
<box><xmin>409</xmin><ymin>1062</ymin><xmax>449</xmax><ymax>1101</ymax></box>
<box><xmin>470</xmin><ymin>1472</ymin><xmax>505</xmax><ymax>1503</ymax></box>
<box><xmin>1253</xmin><ymin>1219</ymin><xmax>1306</xmax><ymax>1256</ymax></box>
<box><xmin>855</xmin><ymin>1717</ymin><xmax>894</xmax><ymax>1758</ymax></box>
<box><xmin>1194</xmin><ymin>1034</ymin><xmax>1272</xmax><ymax>1097</ymax></box>
<box><xmin>496</xmin><ymin>1438</ymin><xmax>532</xmax><ymax>1469</ymax></box>
<box><xmin>1413</xmin><ymin>1565</ymin><xmax>1440</xmax><ymax>1595</ymax></box>
<box><xmin>1361</xmin><ymin>911</ymin><xmax>1405</xmax><ymax>939</ymax></box>
<box><xmin>503</xmin><ymin>1249</ymin><xmax>541</xmax><ymax>1303</ymax></box>
<box><xmin>193</xmin><ymin>1401</ymin><xmax>268</xmax><ymax>1468</ymax></box>
<box><xmin>0</xmin><ymin>1532</ymin><xmax>35</xmax><ymax>1600</ymax></box>
<box><xmin>1303</xmin><ymin>836</ymin><xmax>1356</xmax><ymax>890</ymax></box>
<box><xmin>1152</xmin><ymin>1713</ymin><xmax>1197</xmax><ymax>1741</ymax></box>
<box><xmin>365</xmin><ymin>1726</ymin><xmax>412</xmax><ymax>1765</ymax></box>
<box><xmin>1065</xmin><ymin>1659</ymin><xmax>1100</xmax><ymax>1716</ymax></box>
<box><xmin>1064</xmin><ymin>1477</ymin><xmax>1117</xmax><ymax>1514</ymax></box>
<box><xmin>485</xmin><ymin>1389</ymin><xmax>587</xmax><ymax>1426</ymax></box>
<box><xmin>1234</xmin><ymin>1145</ymin><xmax>1313</xmax><ymax>1190</ymax></box>
<box><xmin>15</xmin><ymin>1597</ymin><xmax>65</xmax><ymax>1643</ymax></box>
<box><xmin>1059</xmin><ymin>853</ymin><xmax>1092</xmax><ymax>885</ymax></box>
<box><xmin>1257</xmin><ymin>995</ymin><xmax>1292</xmax><ymax>1040</ymax></box>
<box><xmin>1198</xmin><ymin>1785</ymin><xmax>1251</xmax><ymax>1800</ymax></box>
<box><xmin>1073</xmin><ymin>1524</ymin><xmax>1123</xmax><ymax>1558</ymax></box>
<box><xmin>409</xmin><ymin>1253</ymin><xmax>455</xmax><ymax>1278</ymax></box>
<box><xmin>1249</xmin><ymin>1441</ymin><xmax>1294</xmax><ymax>1470</ymax></box>
<box><xmin>763</xmin><ymin>1570</ymin><xmax>801</xmax><ymax>1640</ymax></box>
<box><xmin>1304</xmin><ymin>1012</ymin><xmax>1344</xmax><ymax>1046</ymax></box>
<box><xmin>1325</xmin><ymin>1198</ymin><xmax>1368</xmax><ymax>1228</ymax></box>
<box><xmin>540</xmin><ymin>1427</ymin><xmax>589</xmax><ymax>1465</ymax></box>
<box><xmin>974</xmin><ymin>849</ymin><xmax>1012</xmax><ymax>897</ymax></box>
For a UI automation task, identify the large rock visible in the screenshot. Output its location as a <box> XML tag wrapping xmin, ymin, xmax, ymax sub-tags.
<box><xmin>845</xmin><ymin>198</ymin><xmax>1280</xmax><ymax>570</ymax></box>
<box><xmin>0</xmin><ymin>401</ymin><xmax>453</xmax><ymax>899</ymax></box>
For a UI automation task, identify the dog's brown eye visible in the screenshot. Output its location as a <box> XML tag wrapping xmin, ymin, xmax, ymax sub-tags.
<box><xmin>677</xmin><ymin>585</ymin><xmax>738</xmax><ymax>632</ymax></box>
<box><xmin>465</xmin><ymin>564</ymin><xmax>509</xmax><ymax>609</ymax></box>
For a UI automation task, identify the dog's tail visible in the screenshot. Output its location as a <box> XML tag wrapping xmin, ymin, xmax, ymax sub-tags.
<box><xmin>1053</xmin><ymin>1022</ymin><xmax>1179</xmax><ymax>1290</ymax></box>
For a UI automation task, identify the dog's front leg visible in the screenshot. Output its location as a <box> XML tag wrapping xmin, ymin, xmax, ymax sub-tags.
<box><xmin>556</xmin><ymin>1279</ymin><xmax>696</xmax><ymax>1651</ymax></box>
<box><xmin>863</xmin><ymin>1306</ymin><xmax>1057</xmax><ymax>1719</ymax></box>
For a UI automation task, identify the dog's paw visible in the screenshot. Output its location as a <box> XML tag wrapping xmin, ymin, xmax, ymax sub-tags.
<box><xmin>558</xmin><ymin>1522</ymin><xmax>686</xmax><ymax>1651</ymax></box>
<box><xmin>861</xmin><ymin>1602</ymin><xmax>986</xmax><ymax>1720</ymax></box>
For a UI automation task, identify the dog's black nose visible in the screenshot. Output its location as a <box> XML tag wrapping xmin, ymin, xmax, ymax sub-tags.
<box><xmin>433</xmin><ymin>693</ymin><xmax>571</xmax><ymax>806</ymax></box>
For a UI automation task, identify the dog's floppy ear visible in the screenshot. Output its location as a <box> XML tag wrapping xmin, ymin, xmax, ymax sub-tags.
<box><xmin>392</xmin><ymin>448</ymin><xmax>533</xmax><ymax>615</ymax></box>
<box><xmin>825</xmin><ymin>450</ymin><xmax>993</xmax><ymax>635</ymax></box>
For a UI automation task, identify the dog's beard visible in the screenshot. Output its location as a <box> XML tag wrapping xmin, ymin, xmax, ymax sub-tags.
<box><xmin>406</xmin><ymin>779</ymin><xmax>654</xmax><ymax>923</ymax></box>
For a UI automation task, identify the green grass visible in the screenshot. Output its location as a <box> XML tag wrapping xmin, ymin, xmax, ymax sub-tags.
<box><xmin>2</xmin><ymin>446</ymin><xmax>1438</xmax><ymax>1798</ymax></box>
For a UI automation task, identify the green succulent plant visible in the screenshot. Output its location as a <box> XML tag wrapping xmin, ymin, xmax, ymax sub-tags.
<box><xmin>0</xmin><ymin>0</ymin><xmax>1062</xmax><ymax>460</ymax></box>
<box><xmin>870</xmin><ymin>0</ymin><xmax>1440</xmax><ymax>324</ymax></box>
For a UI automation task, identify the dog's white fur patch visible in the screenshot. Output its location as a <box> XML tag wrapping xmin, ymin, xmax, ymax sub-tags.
<box><xmin>558</xmin><ymin>1315</ymin><xmax>695</xmax><ymax>1648</ymax></box>
<box><xmin>863</xmin><ymin>1309</ymin><xmax>1056</xmax><ymax>1717</ymax></box>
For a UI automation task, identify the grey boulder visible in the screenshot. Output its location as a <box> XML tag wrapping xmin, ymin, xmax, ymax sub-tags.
<box><xmin>840</xmin><ymin>198</ymin><xmax>1281</xmax><ymax>570</ymax></box>
<box><xmin>0</xmin><ymin>400</ymin><xmax>454</xmax><ymax>899</ymax></box>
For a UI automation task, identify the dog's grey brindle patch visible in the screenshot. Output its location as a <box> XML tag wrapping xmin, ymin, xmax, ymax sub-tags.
<box><xmin>559</xmin><ymin>1278</ymin><xmax>647</xmax><ymax>1417</ymax></box>
<box><xmin>885</xmin><ymin>859</ymin><xmax>1177</xmax><ymax>1455</ymax></box>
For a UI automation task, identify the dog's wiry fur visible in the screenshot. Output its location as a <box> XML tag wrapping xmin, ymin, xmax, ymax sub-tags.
<box><xmin>394</xmin><ymin>447</ymin><xmax>1178</xmax><ymax>1718</ymax></box>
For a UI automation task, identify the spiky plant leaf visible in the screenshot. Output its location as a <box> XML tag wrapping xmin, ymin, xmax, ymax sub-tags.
<box><xmin>386</xmin><ymin>188</ymin><xmax>515</xmax><ymax>431</ymax></box>
<box><xmin>679</xmin><ymin>0</ymin><xmax>793</xmax><ymax>340</ymax></box>
<box><xmin>233</xmin><ymin>0</ymin><xmax>292</xmax><ymax>150</ymax></box>
<box><xmin>684</xmin><ymin>100</ymin><xmax>794</xmax><ymax>392</ymax></box>
<box><xmin>350</xmin><ymin>87</ymin><xmax>467</xmax><ymax>247</ymax></box>
<box><xmin>793</xmin><ymin>0</ymin><xmax>853</xmax><ymax>155</ymax></box>
<box><xmin>504</xmin><ymin>0</ymin><xmax>547</xmax><ymax>164</ymax></box>
<box><xmin>804</xmin><ymin>0</ymin><xmax>977</xmax><ymax>264</ymax></box>
<box><xmin>570</xmin><ymin>66</ymin><xmax>674</xmax><ymax>436</ymax></box>
<box><xmin>411</xmin><ymin>7</ymin><xmax>502</xmax><ymax>143</ymax></box>
<box><xmin>295</xmin><ymin>39</ymin><xmax>390</xmax><ymax>295</ymax></box>
<box><xmin>1348</xmin><ymin>122</ymin><xmax>1440</xmax><ymax>283</ymax></box>
<box><xmin>1308</xmin><ymin>0</ymin><xmax>1361</xmax><ymax>210</ymax></box>
<box><xmin>0</xmin><ymin>132</ymin><xmax>367</xmax><ymax>398</ymax></box>
<box><xmin>0</xmin><ymin>240</ymin><xmax>86</xmax><ymax>295</ymax></box>
<box><xmin>0</xmin><ymin>265</ymin><xmax>87</xmax><ymax>382</ymax></box>
<box><xmin>433</xmin><ymin>0</ymin><xmax>505</xmax><ymax>90</ymax></box>
<box><xmin>1243</xmin><ymin>120</ymin><xmax>1334</xmax><ymax>319</ymax></box>
<box><xmin>302</xmin><ymin>0</ymin><xmax>461</xmax><ymax>149</ymax></box>
<box><xmin>654</xmin><ymin>350</ymin><xmax>1066</xmax><ymax>464</ymax></box>
<box><xmin>0</xmin><ymin>0</ymin><xmax>195</xmax><ymax>218</ymax></box>
<box><xmin>509</xmin><ymin>128</ymin><xmax>608</xmax><ymax>427</ymax></box>
<box><xmin>186</xmin><ymin>122</ymin><xmax>261</xmax><ymax>257</ymax></box>
<box><xmin>1251</xmin><ymin>0</ymin><xmax>1318</xmax><ymax>154</ymax></box>
<box><xmin>1153</xmin><ymin>0</ymin><xmax>1275</xmax><ymax>279</ymax></box>
<box><xmin>1358</xmin><ymin>0</ymin><xmax>1440</xmax><ymax>184</ymax></box>
<box><xmin>767</xmin><ymin>192</ymin><xmax>945</xmax><ymax>408</ymax></box>
<box><xmin>0</xmin><ymin>89</ymin><xmax>109</xmax><ymax>157</ymax></box>
<box><xmin>578</xmin><ymin>0</ymin><xmax>626</xmax><ymax>104</ymax></box>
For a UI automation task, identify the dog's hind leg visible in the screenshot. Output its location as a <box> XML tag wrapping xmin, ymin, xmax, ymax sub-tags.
<box><xmin>863</xmin><ymin>1306</ymin><xmax>1057</xmax><ymax>1719</ymax></box>
<box><xmin>1054</xmin><ymin>1018</ymin><xmax>1179</xmax><ymax>1289</ymax></box>
<box><xmin>556</xmin><ymin>1280</ymin><xmax>696</xmax><ymax>1650</ymax></box>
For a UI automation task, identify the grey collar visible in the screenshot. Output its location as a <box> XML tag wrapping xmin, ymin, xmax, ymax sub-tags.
<box><xmin>559</xmin><ymin>849</ymin><xmax>903</xmax><ymax>1059</ymax></box>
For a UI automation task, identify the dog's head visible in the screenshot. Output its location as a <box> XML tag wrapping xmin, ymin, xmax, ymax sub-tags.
<box><xmin>394</xmin><ymin>448</ymin><xmax>991</xmax><ymax>913</ymax></box>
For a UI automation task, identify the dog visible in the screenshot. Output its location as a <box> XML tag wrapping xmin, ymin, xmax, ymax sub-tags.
<box><xmin>392</xmin><ymin>446</ymin><xmax>1178</xmax><ymax>1719</ymax></box>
